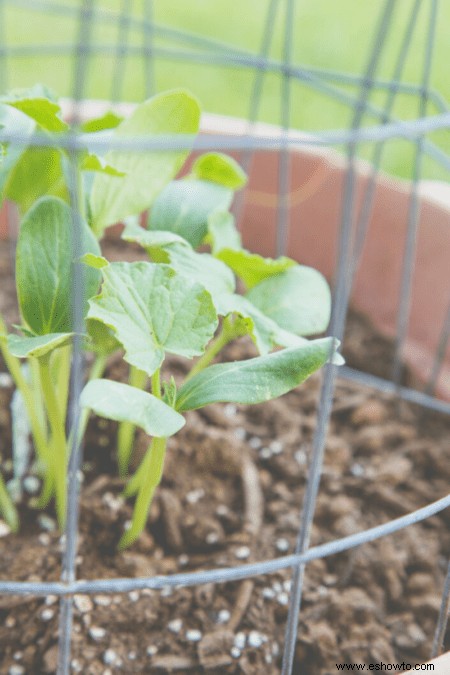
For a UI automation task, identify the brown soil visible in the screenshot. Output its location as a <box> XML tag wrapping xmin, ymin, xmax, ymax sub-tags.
<box><xmin>0</xmin><ymin>238</ymin><xmax>449</xmax><ymax>674</ymax></box>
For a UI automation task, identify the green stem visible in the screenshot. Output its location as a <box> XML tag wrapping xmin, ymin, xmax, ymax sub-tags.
<box><xmin>70</xmin><ymin>353</ymin><xmax>108</xmax><ymax>449</ymax></box>
<box><xmin>0</xmin><ymin>318</ymin><xmax>49</xmax><ymax>470</ymax></box>
<box><xmin>39</xmin><ymin>353</ymin><xmax>68</xmax><ymax>529</ymax></box>
<box><xmin>33</xmin><ymin>347</ymin><xmax>71</xmax><ymax>511</ymax></box>
<box><xmin>0</xmin><ymin>471</ymin><xmax>19</xmax><ymax>533</ymax></box>
<box><xmin>29</xmin><ymin>357</ymin><xmax>46</xmax><ymax>432</ymax></box>
<box><xmin>151</xmin><ymin>367</ymin><xmax>161</xmax><ymax>398</ymax></box>
<box><xmin>117</xmin><ymin>366</ymin><xmax>147</xmax><ymax>477</ymax></box>
<box><xmin>119</xmin><ymin>436</ymin><xmax>167</xmax><ymax>549</ymax></box>
<box><xmin>52</xmin><ymin>344</ymin><xmax>72</xmax><ymax>423</ymax></box>
<box><xmin>184</xmin><ymin>319</ymin><xmax>235</xmax><ymax>383</ymax></box>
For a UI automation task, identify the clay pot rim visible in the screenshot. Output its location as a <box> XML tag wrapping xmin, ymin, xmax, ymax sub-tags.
<box><xmin>59</xmin><ymin>97</ymin><xmax>450</xmax><ymax>212</ymax></box>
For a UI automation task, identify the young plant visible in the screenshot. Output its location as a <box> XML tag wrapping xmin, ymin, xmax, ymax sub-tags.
<box><xmin>0</xmin><ymin>86</ymin><xmax>201</xmax><ymax>530</ymax></box>
<box><xmin>0</xmin><ymin>85</ymin><xmax>343</xmax><ymax>547</ymax></box>
<box><xmin>80</xmin><ymin>155</ymin><xmax>342</xmax><ymax>548</ymax></box>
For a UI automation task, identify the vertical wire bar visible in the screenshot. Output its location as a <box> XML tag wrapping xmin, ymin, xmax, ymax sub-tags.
<box><xmin>431</xmin><ymin>560</ymin><xmax>450</xmax><ymax>658</ymax></box>
<box><xmin>57</xmin><ymin>1</ymin><xmax>94</xmax><ymax>673</ymax></box>
<box><xmin>424</xmin><ymin>299</ymin><xmax>450</xmax><ymax>396</ymax></box>
<box><xmin>392</xmin><ymin>0</ymin><xmax>438</xmax><ymax>386</ymax></box>
<box><xmin>111</xmin><ymin>0</ymin><xmax>133</xmax><ymax>103</ymax></box>
<box><xmin>233</xmin><ymin>0</ymin><xmax>280</xmax><ymax>229</ymax></box>
<box><xmin>280</xmin><ymin>3</ymin><xmax>396</xmax><ymax>673</ymax></box>
<box><xmin>0</xmin><ymin>0</ymin><xmax>9</xmax><ymax>91</ymax></box>
<box><xmin>276</xmin><ymin>0</ymin><xmax>295</xmax><ymax>257</ymax></box>
<box><xmin>142</xmin><ymin>0</ymin><xmax>155</xmax><ymax>98</ymax></box>
<box><xmin>342</xmin><ymin>0</ymin><xmax>422</xmax><ymax>310</ymax></box>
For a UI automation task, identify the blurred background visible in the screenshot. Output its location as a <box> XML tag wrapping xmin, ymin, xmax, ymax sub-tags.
<box><xmin>1</xmin><ymin>0</ymin><xmax>449</xmax><ymax>180</ymax></box>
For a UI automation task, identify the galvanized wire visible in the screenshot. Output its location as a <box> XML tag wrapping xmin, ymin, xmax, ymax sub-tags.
<box><xmin>142</xmin><ymin>0</ymin><xmax>155</xmax><ymax>97</ymax></box>
<box><xmin>425</xmin><ymin>300</ymin><xmax>450</xmax><ymax>396</ymax></box>
<box><xmin>56</xmin><ymin>2</ymin><xmax>95</xmax><ymax>672</ymax></box>
<box><xmin>431</xmin><ymin>560</ymin><xmax>450</xmax><ymax>658</ymax></box>
<box><xmin>0</xmin><ymin>493</ymin><xmax>448</xmax><ymax>597</ymax></box>
<box><xmin>276</xmin><ymin>0</ymin><xmax>295</xmax><ymax>258</ymax></box>
<box><xmin>110</xmin><ymin>0</ymin><xmax>133</xmax><ymax>104</ymax></box>
<box><xmin>339</xmin><ymin>0</ymin><xmax>423</xmax><ymax>326</ymax></box>
<box><xmin>1</xmin><ymin>112</ymin><xmax>449</xmax><ymax>154</ymax></box>
<box><xmin>392</xmin><ymin>0</ymin><xmax>438</xmax><ymax>388</ymax></box>
<box><xmin>233</xmin><ymin>0</ymin><xmax>280</xmax><ymax>228</ymax></box>
<box><xmin>281</xmin><ymin>3</ymin><xmax>398</xmax><ymax>670</ymax></box>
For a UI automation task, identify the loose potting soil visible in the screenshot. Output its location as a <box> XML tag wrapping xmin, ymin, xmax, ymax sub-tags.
<box><xmin>0</xmin><ymin>239</ymin><xmax>448</xmax><ymax>674</ymax></box>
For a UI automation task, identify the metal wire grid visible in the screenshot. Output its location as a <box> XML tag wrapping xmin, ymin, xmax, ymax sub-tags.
<box><xmin>0</xmin><ymin>1</ymin><xmax>449</xmax><ymax>673</ymax></box>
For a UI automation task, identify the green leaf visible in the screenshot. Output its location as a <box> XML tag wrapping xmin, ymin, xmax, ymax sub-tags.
<box><xmin>80</xmin><ymin>252</ymin><xmax>110</xmax><ymax>269</ymax></box>
<box><xmin>90</xmin><ymin>89</ymin><xmax>201</xmax><ymax>236</ymax></box>
<box><xmin>16</xmin><ymin>197</ymin><xmax>101</xmax><ymax>335</ymax></box>
<box><xmin>0</xmin><ymin>92</ymin><xmax>69</xmax><ymax>211</ymax></box>
<box><xmin>85</xmin><ymin>318</ymin><xmax>120</xmax><ymax>355</ymax></box>
<box><xmin>5</xmin><ymin>146</ymin><xmax>67</xmax><ymax>213</ymax></box>
<box><xmin>217</xmin><ymin>248</ymin><xmax>296</xmax><ymax>289</ymax></box>
<box><xmin>148</xmin><ymin>178</ymin><xmax>232</xmax><ymax>248</ymax></box>
<box><xmin>206</xmin><ymin>211</ymin><xmax>242</xmax><ymax>254</ymax></box>
<box><xmin>81</xmin><ymin>379</ymin><xmax>185</xmax><ymax>437</ymax></box>
<box><xmin>81</xmin><ymin>111</ymin><xmax>123</xmax><ymax>133</ymax></box>
<box><xmin>176</xmin><ymin>337</ymin><xmax>340</xmax><ymax>411</ymax></box>
<box><xmin>162</xmin><ymin>376</ymin><xmax>178</xmax><ymax>408</ymax></box>
<box><xmin>0</xmin><ymin>103</ymin><xmax>36</xmax><ymax>200</ymax></box>
<box><xmin>3</xmin><ymin>99</ymin><xmax>67</xmax><ymax>133</ymax></box>
<box><xmin>7</xmin><ymin>332</ymin><xmax>73</xmax><ymax>358</ymax></box>
<box><xmin>122</xmin><ymin>224</ymin><xmax>235</xmax><ymax>307</ymax></box>
<box><xmin>217</xmin><ymin>293</ymin><xmax>306</xmax><ymax>355</ymax></box>
<box><xmin>88</xmin><ymin>261</ymin><xmax>218</xmax><ymax>375</ymax></box>
<box><xmin>246</xmin><ymin>266</ymin><xmax>331</xmax><ymax>336</ymax></box>
<box><xmin>81</xmin><ymin>153</ymin><xmax>126</xmax><ymax>177</ymax></box>
<box><xmin>191</xmin><ymin>152</ymin><xmax>247</xmax><ymax>189</ymax></box>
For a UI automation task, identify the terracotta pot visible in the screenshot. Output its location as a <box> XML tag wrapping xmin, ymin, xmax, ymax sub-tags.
<box><xmin>202</xmin><ymin>114</ymin><xmax>450</xmax><ymax>401</ymax></box>
<box><xmin>1</xmin><ymin>102</ymin><xmax>449</xmax><ymax>400</ymax></box>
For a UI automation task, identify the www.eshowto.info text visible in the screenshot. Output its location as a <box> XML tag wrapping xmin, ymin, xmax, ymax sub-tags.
<box><xmin>335</xmin><ymin>663</ymin><xmax>434</xmax><ymax>671</ymax></box>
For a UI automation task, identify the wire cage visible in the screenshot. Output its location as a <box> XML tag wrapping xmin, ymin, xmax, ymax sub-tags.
<box><xmin>0</xmin><ymin>1</ymin><xmax>449</xmax><ymax>673</ymax></box>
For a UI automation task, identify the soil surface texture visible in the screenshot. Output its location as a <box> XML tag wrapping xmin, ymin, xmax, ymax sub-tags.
<box><xmin>0</xmin><ymin>238</ymin><xmax>449</xmax><ymax>674</ymax></box>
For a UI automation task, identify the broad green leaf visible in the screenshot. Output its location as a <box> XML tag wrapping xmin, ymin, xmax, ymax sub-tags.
<box><xmin>81</xmin><ymin>153</ymin><xmax>126</xmax><ymax>177</ymax></box>
<box><xmin>90</xmin><ymin>89</ymin><xmax>201</xmax><ymax>236</ymax></box>
<box><xmin>88</xmin><ymin>262</ymin><xmax>218</xmax><ymax>375</ymax></box>
<box><xmin>148</xmin><ymin>178</ymin><xmax>232</xmax><ymax>248</ymax></box>
<box><xmin>191</xmin><ymin>152</ymin><xmax>247</xmax><ymax>189</ymax></box>
<box><xmin>217</xmin><ymin>248</ymin><xmax>296</xmax><ymax>289</ymax></box>
<box><xmin>81</xmin><ymin>111</ymin><xmax>123</xmax><ymax>133</ymax></box>
<box><xmin>176</xmin><ymin>337</ymin><xmax>340</xmax><ymax>411</ymax></box>
<box><xmin>7</xmin><ymin>332</ymin><xmax>73</xmax><ymax>358</ymax></box>
<box><xmin>122</xmin><ymin>224</ymin><xmax>235</xmax><ymax>306</ymax></box>
<box><xmin>85</xmin><ymin>318</ymin><xmax>121</xmax><ymax>355</ymax></box>
<box><xmin>246</xmin><ymin>266</ymin><xmax>331</xmax><ymax>336</ymax></box>
<box><xmin>81</xmin><ymin>252</ymin><xmax>110</xmax><ymax>269</ymax></box>
<box><xmin>206</xmin><ymin>211</ymin><xmax>242</xmax><ymax>254</ymax></box>
<box><xmin>0</xmin><ymin>103</ymin><xmax>36</xmax><ymax>200</ymax></box>
<box><xmin>81</xmin><ymin>379</ymin><xmax>185</xmax><ymax>437</ymax></box>
<box><xmin>217</xmin><ymin>293</ymin><xmax>306</xmax><ymax>355</ymax></box>
<box><xmin>16</xmin><ymin>197</ymin><xmax>101</xmax><ymax>335</ymax></box>
<box><xmin>123</xmin><ymin>224</ymin><xmax>188</xmax><ymax>250</ymax></box>
<box><xmin>0</xmin><ymin>92</ymin><xmax>68</xmax><ymax>210</ymax></box>
<box><xmin>5</xmin><ymin>146</ymin><xmax>67</xmax><ymax>213</ymax></box>
<box><xmin>2</xmin><ymin>97</ymin><xmax>68</xmax><ymax>133</ymax></box>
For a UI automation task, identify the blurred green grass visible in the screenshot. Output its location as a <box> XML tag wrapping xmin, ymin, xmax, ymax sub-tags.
<box><xmin>2</xmin><ymin>0</ymin><xmax>449</xmax><ymax>179</ymax></box>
